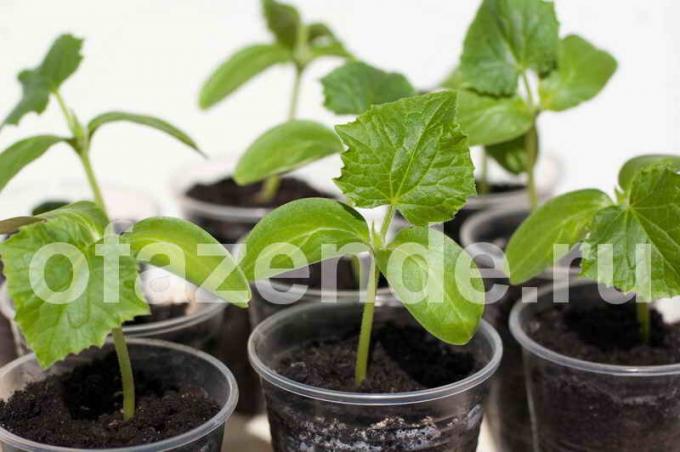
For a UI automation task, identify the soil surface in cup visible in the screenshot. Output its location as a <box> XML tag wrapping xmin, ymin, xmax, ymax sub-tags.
<box><xmin>187</xmin><ymin>176</ymin><xmax>330</xmax><ymax>209</ymax></box>
<box><xmin>443</xmin><ymin>181</ymin><xmax>525</xmax><ymax>243</ymax></box>
<box><xmin>529</xmin><ymin>302</ymin><xmax>680</xmax><ymax>365</ymax></box>
<box><xmin>125</xmin><ymin>302</ymin><xmax>189</xmax><ymax>326</ymax></box>
<box><xmin>277</xmin><ymin>322</ymin><xmax>478</xmax><ymax>392</ymax></box>
<box><xmin>0</xmin><ymin>353</ymin><xmax>219</xmax><ymax>448</ymax></box>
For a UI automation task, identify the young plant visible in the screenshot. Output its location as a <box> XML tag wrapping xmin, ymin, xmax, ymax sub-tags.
<box><xmin>0</xmin><ymin>202</ymin><xmax>250</xmax><ymax>420</ymax></box>
<box><xmin>0</xmin><ymin>34</ymin><xmax>203</xmax><ymax>208</ymax></box>
<box><xmin>506</xmin><ymin>154</ymin><xmax>680</xmax><ymax>342</ymax></box>
<box><xmin>240</xmin><ymin>91</ymin><xmax>485</xmax><ymax>385</ymax></box>
<box><xmin>0</xmin><ymin>34</ymin><xmax>252</xmax><ymax>421</ymax></box>
<box><xmin>199</xmin><ymin>0</ymin><xmax>353</xmax><ymax>202</ymax></box>
<box><xmin>442</xmin><ymin>0</ymin><xmax>617</xmax><ymax>204</ymax></box>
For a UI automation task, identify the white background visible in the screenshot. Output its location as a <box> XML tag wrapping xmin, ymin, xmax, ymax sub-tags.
<box><xmin>1</xmin><ymin>0</ymin><xmax>679</xmax><ymax>213</ymax></box>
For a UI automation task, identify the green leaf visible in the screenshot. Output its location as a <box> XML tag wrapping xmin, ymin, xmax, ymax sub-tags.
<box><xmin>0</xmin><ymin>202</ymin><xmax>148</xmax><ymax>367</ymax></box>
<box><xmin>37</xmin><ymin>34</ymin><xmax>84</xmax><ymax>90</ymax></box>
<box><xmin>87</xmin><ymin>112</ymin><xmax>202</xmax><ymax>155</ymax></box>
<box><xmin>335</xmin><ymin>91</ymin><xmax>476</xmax><ymax>225</ymax></box>
<box><xmin>262</xmin><ymin>0</ymin><xmax>301</xmax><ymax>50</ymax></box>
<box><xmin>31</xmin><ymin>200</ymin><xmax>70</xmax><ymax>216</ymax></box>
<box><xmin>485</xmin><ymin>135</ymin><xmax>528</xmax><ymax>175</ymax></box>
<box><xmin>240</xmin><ymin>198</ymin><xmax>370</xmax><ymax>281</ymax></box>
<box><xmin>507</xmin><ymin>189</ymin><xmax>614</xmax><ymax>284</ymax></box>
<box><xmin>618</xmin><ymin>154</ymin><xmax>680</xmax><ymax>192</ymax></box>
<box><xmin>123</xmin><ymin>217</ymin><xmax>251</xmax><ymax>307</ymax></box>
<box><xmin>234</xmin><ymin>120</ymin><xmax>343</xmax><ymax>185</ymax></box>
<box><xmin>376</xmin><ymin>226</ymin><xmax>484</xmax><ymax>344</ymax></box>
<box><xmin>3</xmin><ymin>71</ymin><xmax>51</xmax><ymax>127</ymax></box>
<box><xmin>460</xmin><ymin>0</ymin><xmax>559</xmax><ymax>96</ymax></box>
<box><xmin>581</xmin><ymin>166</ymin><xmax>680</xmax><ymax>300</ymax></box>
<box><xmin>539</xmin><ymin>35</ymin><xmax>617</xmax><ymax>111</ymax></box>
<box><xmin>306</xmin><ymin>23</ymin><xmax>353</xmax><ymax>61</ymax></box>
<box><xmin>457</xmin><ymin>89</ymin><xmax>533</xmax><ymax>146</ymax></box>
<box><xmin>321</xmin><ymin>62</ymin><xmax>416</xmax><ymax>115</ymax></box>
<box><xmin>199</xmin><ymin>44</ymin><xmax>292</xmax><ymax>109</ymax></box>
<box><xmin>3</xmin><ymin>34</ymin><xmax>83</xmax><ymax>127</ymax></box>
<box><xmin>0</xmin><ymin>217</ymin><xmax>44</xmax><ymax>235</ymax></box>
<box><xmin>0</xmin><ymin>136</ymin><xmax>66</xmax><ymax>192</ymax></box>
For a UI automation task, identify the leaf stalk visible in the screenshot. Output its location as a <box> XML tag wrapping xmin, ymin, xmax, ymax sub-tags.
<box><xmin>637</xmin><ymin>300</ymin><xmax>651</xmax><ymax>344</ymax></box>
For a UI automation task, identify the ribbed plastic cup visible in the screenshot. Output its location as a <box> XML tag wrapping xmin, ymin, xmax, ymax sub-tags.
<box><xmin>0</xmin><ymin>338</ymin><xmax>238</xmax><ymax>452</ymax></box>
<box><xmin>511</xmin><ymin>280</ymin><xmax>680</xmax><ymax>451</ymax></box>
<box><xmin>249</xmin><ymin>302</ymin><xmax>502</xmax><ymax>451</ymax></box>
<box><xmin>459</xmin><ymin>207</ymin><xmax>579</xmax><ymax>452</ymax></box>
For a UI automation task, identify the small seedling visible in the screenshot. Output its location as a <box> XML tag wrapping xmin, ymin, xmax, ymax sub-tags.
<box><xmin>442</xmin><ymin>0</ymin><xmax>617</xmax><ymax>205</ymax></box>
<box><xmin>0</xmin><ymin>34</ymin><xmax>251</xmax><ymax>422</ymax></box>
<box><xmin>506</xmin><ymin>154</ymin><xmax>680</xmax><ymax>342</ymax></box>
<box><xmin>199</xmin><ymin>0</ymin><xmax>353</xmax><ymax>202</ymax></box>
<box><xmin>0</xmin><ymin>34</ymin><xmax>203</xmax><ymax>209</ymax></box>
<box><xmin>241</xmin><ymin>91</ymin><xmax>485</xmax><ymax>385</ymax></box>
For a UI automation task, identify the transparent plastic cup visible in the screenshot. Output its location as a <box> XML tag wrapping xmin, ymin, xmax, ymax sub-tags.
<box><xmin>0</xmin><ymin>338</ymin><xmax>238</xmax><ymax>452</ymax></box>
<box><xmin>0</xmin><ymin>282</ymin><xmax>226</xmax><ymax>358</ymax></box>
<box><xmin>249</xmin><ymin>302</ymin><xmax>502</xmax><ymax>451</ymax></box>
<box><xmin>511</xmin><ymin>280</ymin><xmax>680</xmax><ymax>451</ymax></box>
<box><xmin>460</xmin><ymin>207</ymin><xmax>579</xmax><ymax>452</ymax></box>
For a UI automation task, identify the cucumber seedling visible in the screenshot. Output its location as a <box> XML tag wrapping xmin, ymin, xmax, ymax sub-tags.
<box><xmin>0</xmin><ymin>34</ymin><xmax>251</xmax><ymax>421</ymax></box>
<box><xmin>199</xmin><ymin>0</ymin><xmax>353</xmax><ymax>202</ymax></box>
<box><xmin>443</xmin><ymin>0</ymin><xmax>617</xmax><ymax>204</ymax></box>
<box><xmin>0</xmin><ymin>34</ymin><xmax>203</xmax><ymax>210</ymax></box>
<box><xmin>241</xmin><ymin>91</ymin><xmax>485</xmax><ymax>385</ymax></box>
<box><xmin>506</xmin><ymin>154</ymin><xmax>680</xmax><ymax>342</ymax></box>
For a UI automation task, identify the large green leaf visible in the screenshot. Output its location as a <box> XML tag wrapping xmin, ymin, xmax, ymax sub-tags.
<box><xmin>539</xmin><ymin>35</ymin><xmax>617</xmax><ymax>112</ymax></box>
<box><xmin>581</xmin><ymin>166</ymin><xmax>680</xmax><ymax>300</ymax></box>
<box><xmin>335</xmin><ymin>91</ymin><xmax>476</xmax><ymax>226</ymax></box>
<box><xmin>240</xmin><ymin>198</ymin><xmax>370</xmax><ymax>281</ymax></box>
<box><xmin>376</xmin><ymin>226</ymin><xmax>484</xmax><ymax>344</ymax></box>
<box><xmin>123</xmin><ymin>217</ymin><xmax>251</xmax><ymax>307</ymax></box>
<box><xmin>199</xmin><ymin>44</ymin><xmax>291</xmax><ymax>109</ymax></box>
<box><xmin>460</xmin><ymin>0</ymin><xmax>559</xmax><ymax>96</ymax></box>
<box><xmin>440</xmin><ymin>67</ymin><xmax>467</xmax><ymax>90</ymax></box>
<box><xmin>87</xmin><ymin>112</ymin><xmax>202</xmax><ymax>155</ymax></box>
<box><xmin>262</xmin><ymin>0</ymin><xmax>301</xmax><ymax>50</ymax></box>
<box><xmin>618</xmin><ymin>154</ymin><xmax>680</xmax><ymax>192</ymax></box>
<box><xmin>0</xmin><ymin>136</ymin><xmax>67</xmax><ymax>192</ymax></box>
<box><xmin>507</xmin><ymin>189</ymin><xmax>613</xmax><ymax>284</ymax></box>
<box><xmin>485</xmin><ymin>134</ymin><xmax>528</xmax><ymax>175</ymax></box>
<box><xmin>3</xmin><ymin>34</ymin><xmax>83</xmax><ymax>127</ymax></box>
<box><xmin>321</xmin><ymin>62</ymin><xmax>415</xmax><ymax>115</ymax></box>
<box><xmin>457</xmin><ymin>89</ymin><xmax>533</xmax><ymax>146</ymax></box>
<box><xmin>0</xmin><ymin>202</ymin><xmax>148</xmax><ymax>367</ymax></box>
<box><xmin>234</xmin><ymin>120</ymin><xmax>343</xmax><ymax>185</ymax></box>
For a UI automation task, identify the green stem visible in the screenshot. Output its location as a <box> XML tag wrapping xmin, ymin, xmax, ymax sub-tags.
<box><xmin>525</xmin><ymin>123</ymin><xmax>539</xmax><ymax>210</ymax></box>
<box><xmin>255</xmin><ymin>65</ymin><xmax>304</xmax><ymax>203</ymax></box>
<box><xmin>478</xmin><ymin>148</ymin><xmax>490</xmax><ymax>195</ymax></box>
<box><xmin>78</xmin><ymin>151</ymin><xmax>109</xmax><ymax>214</ymax></box>
<box><xmin>637</xmin><ymin>301</ymin><xmax>651</xmax><ymax>344</ymax></box>
<box><xmin>55</xmin><ymin>91</ymin><xmax>136</xmax><ymax>420</ymax></box>
<box><xmin>354</xmin><ymin>206</ymin><xmax>395</xmax><ymax>386</ymax></box>
<box><xmin>355</xmin><ymin>257</ymin><xmax>378</xmax><ymax>386</ymax></box>
<box><xmin>112</xmin><ymin>328</ymin><xmax>135</xmax><ymax>421</ymax></box>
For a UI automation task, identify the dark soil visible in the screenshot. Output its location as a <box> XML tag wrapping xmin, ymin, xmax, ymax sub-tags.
<box><xmin>267</xmin><ymin>321</ymin><xmax>486</xmax><ymax>451</ymax></box>
<box><xmin>276</xmin><ymin>322</ymin><xmax>477</xmax><ymax>392</ymax></box>
<box><xmin>529</xmin><ymin>302</ymin><xmax>680</xmax><ymax>365</ymax></box>
<box><xmin>187</xmin><ymin>176</ymin><xmax>330</xmax><ymax>209</ymax></box>
<box><xmin>0</xmin><ymin>353</ymin><xmax>219</xmax><ymax>449</ymax></box>
<box><xmin>525</xmin><ymin>300</ymin><xmax>680</xmax><ymax>451</ymax></box>
<box><xmin>443</xmin><ymin>181</ymin><xmax>525</xmax><ymax>243</ymax></box>
<box><xmin>125</xmin><ymin>302</ymin><xmax>189</xmax><ymax>326</ymax></box>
